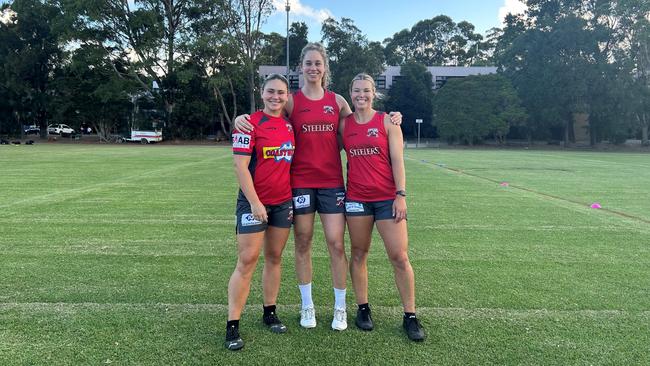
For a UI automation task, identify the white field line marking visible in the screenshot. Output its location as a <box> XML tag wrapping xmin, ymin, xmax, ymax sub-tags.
<box><xmin>1</xmin><ymin>302</ymin><xmax>649</xmax><ymax>317</ymax></box>
<box><xmin>405</xmin><ymin>155</ymin><xmax>650</xmax><ymax>232</ymax></box>
<box><xmin>0</xmin><ymin>155</ymin><xmax>230</xmax><ymax>211</ymax></box>
<box><xmin>526</xmin><ymin>152</ymin><xmax>650</xmax><ymax>170</ymax></box>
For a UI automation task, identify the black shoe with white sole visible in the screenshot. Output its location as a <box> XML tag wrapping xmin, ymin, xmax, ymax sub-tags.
<box><xmin>355</xmin><ymin>307</ymin><xmax>374</xmax><ymax>331</ymax></box>
<box><xmin>224</xmin><ymin>324</ymin><xmax>244</xmax><ymax>351</ymax></box>
<box><xmin>403</xmin><ymin>315</ymin><xmax>425</xmax><ymax>342</ymax></box>
<box><xmin>263</xmin><ymin>312</ymin><xmax>288</xmax><ymax>334</ymax></box>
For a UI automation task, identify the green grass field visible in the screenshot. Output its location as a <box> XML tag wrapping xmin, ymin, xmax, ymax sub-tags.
<box><xmin>1</xmin><ymin>144</ymin><xmax>649</xmax><ymax>365</ymax></box>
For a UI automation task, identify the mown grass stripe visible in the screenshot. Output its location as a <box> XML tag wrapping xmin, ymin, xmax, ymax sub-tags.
<box><xmin>407</xmin><ymin>154</ymin><xmax>650</xmax><ymax>226</ymax></box>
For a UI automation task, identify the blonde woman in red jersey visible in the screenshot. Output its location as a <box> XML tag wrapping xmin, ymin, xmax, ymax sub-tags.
<box><xmin>341</xmin><ymin>73</ymin><xmax>425</xmax><ymax>342</ymax></box>
<box><xmin>234</xmin><ymin>43</ymin><xmax>401</xmax><ymax>331</ymax></box>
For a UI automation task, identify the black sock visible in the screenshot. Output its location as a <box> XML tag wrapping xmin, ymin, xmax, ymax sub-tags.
<box><xmin>226</xmin><ymin>319</ymin><xmax>239</xmax><ymax>330</ymax></box>
<box><xmin>263</xmin><ymin>304</ymin><xmax>276</xmax><ymax>317</ymax></box>
<box><xmin>404</xmin><ymin>312</ymin><xmax>416</xmax><ymax>319</ymax></box>
<box><xmin>358</xmin><ymin>303</ymin><xmax>370</xmax><ymax>312</ymax></box>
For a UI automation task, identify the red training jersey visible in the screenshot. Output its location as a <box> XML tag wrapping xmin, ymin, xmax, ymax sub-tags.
<box><xmin>289</xmin><ymin>90</ymin><xmax>344</xmax><ymax>188</ymax></box>
<box><xmin>342</xmin><ymin>112</ymin><xmax>396</xmax><ymax>201</ymax></box>
<box><xmin>232</xmin><ymin>111</ymin><xmax>295</xmax><ymax>205</ymax></box>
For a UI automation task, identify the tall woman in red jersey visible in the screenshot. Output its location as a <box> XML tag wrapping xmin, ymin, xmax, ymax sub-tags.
<box><xmin>341</xmin><ymin>73</ymin><xmax>425</xmax><ymax>342</ymax></box>
<box><xmin>225</xmin><ymin>74</ymin><xmax>295</xmax><ymax>351</ymax></box>
<box><xmin>235</xmin><ymin>43</ymin><xmax>401</xmax><ymax>331</ymax></box>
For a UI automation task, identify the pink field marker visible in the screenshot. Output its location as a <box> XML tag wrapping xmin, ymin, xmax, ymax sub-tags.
<box><xmin>500</xmin><ymin>182</ymin><xmax>509</xmax><ymax>187</ymax></box>
<box><xmin>590</xmin><ymin>203</ymin><xmax>602</xmax><ymax>209</ymax></box>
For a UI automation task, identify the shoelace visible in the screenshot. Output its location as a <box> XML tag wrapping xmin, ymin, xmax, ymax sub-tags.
<box><xmin>226</xmin><ymin>326</ymin><xmax>240</xmax><ymax>340</ymax></box>
<box><xmin>406</xmin><ymin>317</ymin><xmax>421</xmax><ymax>331</ymax></box>
<box><xmin>265</xmin><ymin>313</ymin><xmax>281</xmax><ymax>325</ymax></box>
<box><xmin>334</xmin><ymin>309</ymin><xmax>346</xmax><ymax>321</ymax></box>
<box><xmin>302</xmin><ymin>307</ymin><xmax>315</xmax><ymax>319</ymax></box>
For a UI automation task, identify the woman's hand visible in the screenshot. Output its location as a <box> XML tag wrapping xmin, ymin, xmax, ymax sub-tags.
<box><xmin>234</xmin><ymin>114</ymin><xmax>253</xmax><ymax>133</ymax></box>
<box><xmin>392</xmin><ymin>196</ymin><xmax>407</xmax><ymax>223</ymax></box>
<box><xmin>388</xmin><ymin>111</ymin><xmax>402</xmax><ymax>125</ymax></box>
<box><xmin>250</xmin><ymin>200</ymin><xmax>268</xmax><ymax>223</ymax></box>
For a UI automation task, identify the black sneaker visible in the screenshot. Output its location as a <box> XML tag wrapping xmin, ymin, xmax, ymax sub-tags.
<box><xmin>224</xmin><ymin>325</ymin><xmax>244</xmax><ymax>351</ymax></box>
<box><xmin>403</xmin><ymin>315</ymin><xmax>425</xmax><ymax>342</ymax></box>
<box><xmin>355</xmin><ymin>307</ymin><xmax>373</xmax><ymax>331</ymax></box>
<box><xmin>263</xmin><ymin>312</ymin><xmax>288</xmax><ymax>333</ymax></box>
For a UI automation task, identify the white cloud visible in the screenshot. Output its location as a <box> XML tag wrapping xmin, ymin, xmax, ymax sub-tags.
<box><xmin>271</xmin><ymin>0</ymin><xmax>334</xmax><ymax>25</ymax></box>
<box><xmin>498</xmin><ymin>0</ymin><xmax>527</xmax><ymax>25</ymax></box>
<box><xmin>1</xmin><ymin>8</ymin><xmax>16</xmax><ymax>25</ymax></box>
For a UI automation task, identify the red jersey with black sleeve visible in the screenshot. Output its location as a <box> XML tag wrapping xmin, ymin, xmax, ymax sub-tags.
<box><xmin>288</xmin><ymin>90</ymin><xmax>344</xmax><ymax>188</ymax></box>
<box><xmin>342</xmin><ymin>112</ymin><xmax>396</xmax><ymax>202</ymax></box>
<box><xmin>232</xmin><ymin>111</ymin><xmax>295</xmax><ymax>205</ymax></box>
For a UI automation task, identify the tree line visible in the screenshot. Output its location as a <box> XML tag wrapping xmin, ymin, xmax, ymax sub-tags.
<box><xmin>0</xmin><ymin>0</ymin><xmax>648</xmax><ymax>146</ymax></box>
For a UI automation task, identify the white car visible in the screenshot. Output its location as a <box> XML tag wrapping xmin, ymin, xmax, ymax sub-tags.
<box><xmin>48</xmin><ymin>124</ymin><xmax>75</xmax><ymax>135</ymax></box>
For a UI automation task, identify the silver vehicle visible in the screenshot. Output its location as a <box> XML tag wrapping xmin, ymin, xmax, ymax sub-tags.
<box><xmin>47</xmin><ymin>124</ymin><xmax>75</xmax><ymax>135</ymax></box>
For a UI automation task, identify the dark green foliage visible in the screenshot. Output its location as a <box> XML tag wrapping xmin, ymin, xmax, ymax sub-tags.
<box><xmin>321</xmin><ymin>17</ymin><xmax>385</xmax><ymax>97</ymax></box>
<box><xmin>496</xmin><ymin>0</ymin><xmax>650</xmax><ymax>145</ymax></box>
<box><xmin>434</xmin><ymin>74</ymin><xmax>527</xmax><ymax>145</ymax></box>
<box><xmin>259</xmin><ymin>22</ymin><xmax>309</xmax><ymax>67</ymax></box>
<box><xmin>0</xmin><ymin>0</ymin><xmax>66</xmax><ymax>136</ymax></box>
<box><xmin>385</xmin><ymin>62</ymin><xmax>435</xmax><ymax>138</ymax></box>
<box><xmin>383</xmin><ymin>15</ymin><xmax>486</xmax><ymax>66</ymax></box>
<box><xmin>51</xmin><ymin>44</ymin><xmax>135</xmax><ymax>141</ymax></box>
<box><xmin>170</xmin><ymin>61</ymin><xmax>220</xmax><ymax>140</ymax></box>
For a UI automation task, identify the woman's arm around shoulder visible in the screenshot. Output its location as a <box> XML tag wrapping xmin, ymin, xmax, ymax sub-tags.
<box><xmin>285</xmin><ymin>93</ymin><xmax>294</xmax><ymax>117</ymax></box>
<box><xmin>335</xmin><ymin>93</ymin><xmax>352</xmax><ymax>119</ymax></box>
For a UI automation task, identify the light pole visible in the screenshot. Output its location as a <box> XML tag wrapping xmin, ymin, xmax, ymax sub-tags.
<box><xmin>416</xmin><ymin>118</ymin><xmax>423</xmax><ymax>148</ymax></box>
<box><xmin>285</xmin><ymin>0</ymin><xmax>290</xmax><ymax>78</ymax></box>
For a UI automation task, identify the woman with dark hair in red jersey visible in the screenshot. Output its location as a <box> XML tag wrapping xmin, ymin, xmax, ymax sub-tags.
<box><xmin>225</xmin><ymin>74</ymin><xmax>295</xmax><ymax>351</ymax></box>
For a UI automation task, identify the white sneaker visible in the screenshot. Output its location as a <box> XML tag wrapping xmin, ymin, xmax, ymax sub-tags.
<box><xmin>300</xmin><ymin>305</ymin><xmax>316</xmax><ymax>328</ymax></box>
<box><xmin>331</xmin><ymin>307</ymin><xmax>347</xmax><ymax>331</ymax></box>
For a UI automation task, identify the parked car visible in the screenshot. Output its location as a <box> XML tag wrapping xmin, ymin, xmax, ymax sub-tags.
<box><xmin>121</xmin><ymin>129</ymin><xmax>163</xmax><ymax>144</ymax></box>
<box><xmin>24</xmin><ymin>125</ymin><xmax>40</xmax><ymax>135</ymax></box>
<box><xmin>47</xmin><ymin>124</ymin><xmax>75</xmax><ymax>135</ymax></box>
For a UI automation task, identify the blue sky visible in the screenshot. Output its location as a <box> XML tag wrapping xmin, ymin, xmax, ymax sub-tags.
<box><xmin>1</xmin><ymin>0</ymin><xmax>527</xmax><ymax>42</ymax></box>
<box><xmin>264</xmin><ymin>0</ymin><xmax>527</xmax><ymax>42</ymax></box>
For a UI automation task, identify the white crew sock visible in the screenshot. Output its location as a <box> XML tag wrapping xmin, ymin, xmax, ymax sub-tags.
<box><xmin>334</xmin><ymin>287</ymin><xmax>346</xmax><ymax>309</ymax></box>
<box><xmin>299</xmin><ymin>283</ymin><xmax>314</xmax><ymax>309</ymax></box>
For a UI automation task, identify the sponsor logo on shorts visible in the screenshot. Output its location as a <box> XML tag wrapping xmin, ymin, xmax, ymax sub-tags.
<box><xmin>232</xmin><ymin>133</ymin><xmax>251</xmax><ymax>149</ymax></box>
<box><xmin>323</xmin><ymin>105</ymin><xmax>335</xmax><ymax>115</ymax></box>
<box><xmin>345</xmin><ymin>202</ymin><xmax>365</xmax><ymax>213</ymax></box>
<box><xmin>241</xmin><ymin>213</ymin><xmax>262</xmax><ymax>226</ymax></box>
<box><xmin>367</xmin><ymin>128</ymin><xmax>379</xmax><ymax>137</ymax></box>
<box><xmin>293</xmin><ymin>194</ymin><xmax>311</xmax><ymax>209</ymax></box>
<box><xmin>287</xmin><ymin>209</ymin><xmax>294</xmax><ymax>222</ymax></box>
<box><xmin>263</xmin><ymin>142</ymin><xmax>295</xmax><ymax>162</ymax></box>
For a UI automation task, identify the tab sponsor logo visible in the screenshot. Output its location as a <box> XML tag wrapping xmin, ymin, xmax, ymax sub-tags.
<box><xmin>232</xmin><ymin>133</ymin><xmax>251</xmax><ymax>149</ymax></box>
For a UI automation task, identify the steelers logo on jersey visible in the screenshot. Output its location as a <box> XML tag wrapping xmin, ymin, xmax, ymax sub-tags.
<box><xmin>323</xmin><ymin>105</ymin><xmax>335</xmax><ymax>115</ymax></box>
